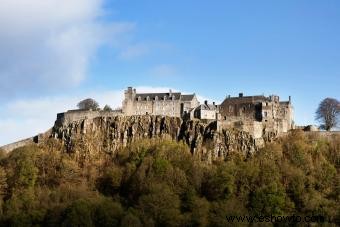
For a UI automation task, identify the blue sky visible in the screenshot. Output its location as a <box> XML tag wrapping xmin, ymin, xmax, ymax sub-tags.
<box><xmin>0</xmin><ymin>0</ymin><xmax>339</xmax><ymax>145</ymax></box>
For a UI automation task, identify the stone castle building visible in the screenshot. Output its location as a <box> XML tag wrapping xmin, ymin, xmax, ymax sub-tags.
<box><xmin>122</xmin><ymin>87</ymin><xmax>200</xmax><ymax>117</ymax></box>
<box><xmin>193</xmin><ymin>101</ymin><xmax>219</xmax><ymax>120</ymax></box>
<box><xmin>219</xmin><ymin>93</ymin><xmax>294</xmax><ymax>139</ymax></box>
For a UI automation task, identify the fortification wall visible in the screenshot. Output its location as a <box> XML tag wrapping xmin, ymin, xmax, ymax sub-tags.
<box><xmin>56</xmin><ymin>110</ymin><xmax>123</xmax><ymax>126</ymax></box>
<box><xmin>304</xmin><ymin>131</ymin><xmax>340</xmax><ymax>137</ymax></box>
<box><xmin>0</xmin><ymin>138</ymin><xmax>35</xmax><ymax>153</ymax></box>
<box><xmin>219</xmin><ymin>119</ymin><xmax>264</xmax><ymax>139</ymax></box>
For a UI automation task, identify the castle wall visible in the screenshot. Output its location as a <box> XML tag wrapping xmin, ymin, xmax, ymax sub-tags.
<box><xmin>0</xmin><ymin>138</ymin><xmax>35</xmax><ymax>153</ymax></box>
<box><xmin>56</xmin><ymin>110</ymin><xmax>122</xmax><ymax>126</ymax></box>
<box><xmin>220</xmin><ymin>119</ymin><xmax>263</xmax><ymax>139</ymax></box>
<box><xmin>199</xmin><ymin>109</ymin><xmax>216</xmax><ymax>120</ymax></box>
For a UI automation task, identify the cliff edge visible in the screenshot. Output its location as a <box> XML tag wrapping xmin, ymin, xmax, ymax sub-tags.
<box><xmin>51</xmin><ymin>115</ymin><xmax>258</xmax><ymax>162</ymax></box>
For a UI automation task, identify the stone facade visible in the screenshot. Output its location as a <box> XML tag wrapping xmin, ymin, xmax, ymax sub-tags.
<box><xmin>219</xmin><ymin>93</ymin><xmax>294</xmax><ymax>140</ymax></box>
<box><xmin>193</xmin><ymin>101</ymin><xmax>218</xmax><ymax>121</ymax></box>
<box><xmin>122</xmin><ymin>87</ymin><xmax>200</xmax><ymax>117</ymax></box>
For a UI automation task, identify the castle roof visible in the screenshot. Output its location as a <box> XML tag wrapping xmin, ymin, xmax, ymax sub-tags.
<box><xmin>221</xmin><ymin>95</ymin><xmax>269</xmax><ymax>105</ymax></box>
<box><xmin>135</xmin><ymin>92</ymin><xmax>182</xmax><ymax>101</ymax></box>
<box><xmin>197</xmin><ymin>103</ymin><xmax>218</xmax><ymax>111</ymax></box>
<box><xmin>181</xmin><ymin>94</ymin><xmax>195</xmax><ymax>102</ymax></box>
<box><xmin>134</xmin><ymin>92</ymin><xmax>197</xmax><ymax>102</ymax></box>
<box><xmin>279</xmin><ymin>101</ymin><xmax>291</xmax><ymax>106</ymax></box>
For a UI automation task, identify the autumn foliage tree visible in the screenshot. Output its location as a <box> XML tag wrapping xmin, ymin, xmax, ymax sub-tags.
<box><xmin>0</xmin><ymin>133</ymin><xmax>339</xmax><ymax>225</ymax></box>
<box><xmin>315</xmin><ymin>98</ymin><xmax>340</xmax><ymax>131</ymax></box>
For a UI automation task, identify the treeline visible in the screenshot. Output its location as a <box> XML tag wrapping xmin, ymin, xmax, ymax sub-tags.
<box><xmin>0</xmin><ymin>130</ymin><xmax>339</xmax><ymax>226</ymax></box>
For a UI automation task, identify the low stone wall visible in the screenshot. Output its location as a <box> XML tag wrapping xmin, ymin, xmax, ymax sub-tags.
<box><xmin>304</xmin><ymin>131</ymin><xmax>340</xmax><ymax>137</ymax></box>
<box><xmin>55</xmin><ymin>110</ymin><xmax>123</xmax><ymax>127</ymax></box>
<box><xmin>0</xmin><ymin>137</ymin><xmax>35</xmax><ymax>153</ymax></box>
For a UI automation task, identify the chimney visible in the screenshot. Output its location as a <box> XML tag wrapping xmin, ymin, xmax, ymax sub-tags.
<box><xmin>204</xmin><ymin>100</ymin><xmax>208</xmax><ymax>105</ymax></box>
<box><xmin>289</xmin><ymin>96</ymin><xmax>291</xmax><ymax>103</ymax></box>
<box><xmin>239</xmin><ymin>93</ymin><xmax>243</xmax><ymax>98</ymax></box>
<box><xmin>213</xmin><ymin>102</ymin><xmax>215</xmax><ymax>106</ymax></box>
<box><xmin>169</xmin><ymin>89</ymin><xmax>172</xmax><ymax>95</ymax></box>
<box><xmin>228</xmin><ymin>95</ymin><xmax>231</xmax><ymax>98</ymax></box>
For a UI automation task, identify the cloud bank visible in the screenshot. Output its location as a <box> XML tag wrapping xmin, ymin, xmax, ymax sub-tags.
<box><xmin>0</xmin><ymin>0</ymin><xmax>133</xmax><ymax>99</ymax></box>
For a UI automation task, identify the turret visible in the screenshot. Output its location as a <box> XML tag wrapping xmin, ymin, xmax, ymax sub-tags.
<box><xmin>123</xmin><ymin>87</ymin><xmax>136</xmax><ymax>115</ymax></box>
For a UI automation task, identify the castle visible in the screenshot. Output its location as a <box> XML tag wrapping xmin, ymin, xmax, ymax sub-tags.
<box><xmin>122</xmin><ymin>87</ymin><xmax>294</xmax><ymax>140</ymax></box>
<box><xmin>1</xmin><ymin>86</ymin><xmax>295</xmax><ymax>153</ymax></box>
<box><xmin>219</xmin><ymin>93</ymin><xmax>294</xmax><ymax>140</ymax></box>
<box><xmin>53</xmin><ymin>86</ymin><xmax>294</xmax><ymax>143</ymax></box>
<box><xmin>122</xmin><ymin>87</ymin><xmax>200</xmax><ymax>118</ymax></box>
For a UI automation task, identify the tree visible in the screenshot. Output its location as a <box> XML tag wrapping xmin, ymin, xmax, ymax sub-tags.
<box><xmin>103</xmin><ymin>105</ymin><xmax>113</xmax><ymax>111</ymax></box>
<box><xmin>315</xmin><ymin>98</ymin><xmax>340</xmax><ymax>131</ymax></box>
<box><xmin>77</xmin><ymin>98</ymin><xmax>99</xmax><ymax>110</ymax></box>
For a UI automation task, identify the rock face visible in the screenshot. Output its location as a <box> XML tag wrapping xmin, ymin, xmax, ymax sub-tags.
<box><xmin>52</xmin><ymin>115</ymin><xmax>258</xmax><ymax>162</ymax></box>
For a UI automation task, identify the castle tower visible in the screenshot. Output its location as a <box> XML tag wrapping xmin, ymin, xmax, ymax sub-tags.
<box><xmin>122</xmin><ymin>87</ymin><xmax>136</xmax><ymax>115</ymax></box>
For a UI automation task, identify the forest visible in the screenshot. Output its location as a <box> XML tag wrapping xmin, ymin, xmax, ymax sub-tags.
<box><xmin>0</xmin><ymin>130</ymin><xmax>338</xmax><ymax>226</ymax></box>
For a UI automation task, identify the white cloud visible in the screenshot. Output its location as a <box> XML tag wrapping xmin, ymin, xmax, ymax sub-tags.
<box><xmin>0</xmin><ymin>0</ymin><xmax>134</xmax><ymax>98</ymax></box>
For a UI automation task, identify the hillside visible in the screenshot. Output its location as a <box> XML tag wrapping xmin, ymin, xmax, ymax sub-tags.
<box><xmin>0</xmin><ymin>126</ymin><xmax>339</xmax><ymax>226</ymax></box>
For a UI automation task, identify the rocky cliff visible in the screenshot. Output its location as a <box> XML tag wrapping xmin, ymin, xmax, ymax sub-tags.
<box><xmin>51</xmin><ymin>115</ymin><xmax>258</xmax><ymax>162</ymax></box>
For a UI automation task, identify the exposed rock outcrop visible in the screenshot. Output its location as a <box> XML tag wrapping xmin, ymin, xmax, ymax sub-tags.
<box><xmin>52</xmin><ymin>115</ymin><xmax>258</xmax><ymax>162</ymax></box>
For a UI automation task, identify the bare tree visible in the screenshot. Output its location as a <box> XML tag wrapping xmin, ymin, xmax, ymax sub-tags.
<box><xmin>315</xmin><ymin>98</ymin><xmax>340</xmax><ymax>131</ymax></box>
<box><xmin>77</xmin><ymin>98</ymin><xmax>99</xmax><ymax>110</ymax></box>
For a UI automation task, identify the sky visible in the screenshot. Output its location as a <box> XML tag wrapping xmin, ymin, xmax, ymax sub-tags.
<box><xmin>0</xmin><ymin>0</ymin><xmax>339</xmax><ymax>145</ymax></box>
